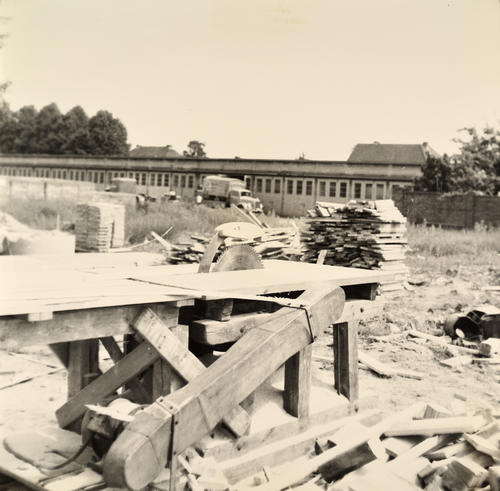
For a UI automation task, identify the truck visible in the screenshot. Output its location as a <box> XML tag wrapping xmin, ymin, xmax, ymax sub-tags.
<box><xmin>196</xmin><ymin>175</ymin><xmax>263</xmax><ymax>212</ymax></box>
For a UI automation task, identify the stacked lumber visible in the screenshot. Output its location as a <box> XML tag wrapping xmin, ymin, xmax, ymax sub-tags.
<box><xmin>302</xmin><ymin>199</ymin><xmax>408</xmax><ymax>293</ymax></box>
<box><xmin>166</xmin><ymin>227</ymin><xmax>300</xmax><ymax>264</ymax></box>
<box><xmin>210</xmin><ymin>400</ymin><xmax>499</xmax><ymax>491</ymax></box>
<box><xmin>75</xmin><ymin>202</ymin><xmax>125</xmax><ymax>252</ymax></box>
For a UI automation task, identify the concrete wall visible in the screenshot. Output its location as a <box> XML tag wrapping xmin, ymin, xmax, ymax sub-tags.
<box><xmin>393</xmin><ymin>188</ymin><xmax>500</xmax><ymax>228</ymax></box>
<box><xmin>0</xmin><ymin>176</ymin><xmax>95</xmax><ymax>204</ymax></box>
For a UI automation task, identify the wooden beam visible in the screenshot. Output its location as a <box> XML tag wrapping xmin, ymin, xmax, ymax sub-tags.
<box><xmin>67</xmin><ymin>340</ymin><xmax>99</xmax><ymax>399</ymax></box>
<box><xmin>284</xmin><ymin>345</ymin><xmax>312</xmax><ymax>418</ymax></box>
<box><xmin>384</xmin><ymin>415</ymin><xmax>486</xmax><ymax>437</ymax></box>
<box><xmin>0</xmin><ymin>303</ymin><xmax>179</xmax><ymax>348</ymax></box>
<box><xmin>333</xmin><ymin>321</ymin><xmax>359</xmax><ymax>404</ymax></box>
<box><xmin>133</xmin><ymin>308</ymin><xmax>251</xmax><ymax>437</ymax></box>
<box><xmin>56</xmin><ymin>342</ymin><xmax>160</xmax><ymax>428</ymax></box>
<box><xmin>102</xmin><ymin>285</ymin><xmax>345</xmax><ymax>490</ymax></box>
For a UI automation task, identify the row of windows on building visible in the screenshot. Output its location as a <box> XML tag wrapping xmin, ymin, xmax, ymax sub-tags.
<box><xmin>253</xmin><ymin>177</ymin><xmax>386</xmax><ymax>200</ymax></box>
<box><xmin>0</xmin><ymin>167</ymin><xmax>197</xmax><ymax>189</ymax></box>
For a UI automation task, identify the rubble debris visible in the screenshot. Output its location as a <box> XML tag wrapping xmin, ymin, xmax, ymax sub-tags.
<box><xmin>301</xmin><ymin>199</ymin><xmax>408</xmax><ymax>293</ymax></box>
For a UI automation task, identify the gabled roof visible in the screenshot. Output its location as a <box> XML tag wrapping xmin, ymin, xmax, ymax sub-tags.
<box><xmin>129</xmin><ymin>145</ymin><xmax>182</xmax><ymax>158</ymax></box>
<box><xmin>348</xmin><ymin>143</ymin><xmax>436</xmax><ymax>166</ymax></box>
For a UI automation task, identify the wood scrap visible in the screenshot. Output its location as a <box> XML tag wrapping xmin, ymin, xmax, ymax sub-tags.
<box><xmin>489</xmin><ymin>465</ymin><xmax>500</xmax><ymax>491</ymax></box>
<box><xmin>359</xmin><ymin>351</ymin><xmax>424</xmax><ymax>380</ymax></box>
<box><xmin>0</xmin><ymin>367</ymin><xmax>64</xmax><ymax>390</ymax></box>
<box><xmin>480</xmin><ymin>338</ymin><xmax>500</xmax><ymax>357</ymax></box>
<box><xmin>384</xmin><ymin>415</ymin><xmax>486</xmax><ymax>437</ymax></box>
<box><xmin>441</xmin><ymin>456</ymin><xmax>489</xmax><ymax>490</ymax></box>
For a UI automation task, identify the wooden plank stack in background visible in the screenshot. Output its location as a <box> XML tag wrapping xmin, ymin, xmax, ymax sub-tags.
<box><xmin>75</xmin><ymin>202</ymin><xmax>125</xmax><ymax>252</ymax></box>
<box><xmin>166</xmin><ymin>227</ymin><xmax>301</xmax><ymax>264</ymax></box>
<box><xmin>301</xmin><ymin>200</ymin><xmax>408</xmax><ymax>293</ymax></box>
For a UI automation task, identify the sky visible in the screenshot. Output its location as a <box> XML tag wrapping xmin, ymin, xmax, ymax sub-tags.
<box><xmin>1</xmin><ymin>0</ymin><xmax>500</xmax><ymax>160</ymax></box>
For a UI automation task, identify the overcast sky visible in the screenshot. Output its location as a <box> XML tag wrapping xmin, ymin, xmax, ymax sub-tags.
<box><xmin>2</xmin><ymin>0</ymin><xmax>500</xmax><ymax>160</ymax></box>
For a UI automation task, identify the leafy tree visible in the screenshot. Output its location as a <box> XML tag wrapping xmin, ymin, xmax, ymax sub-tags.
<box><xmin>451</xmin><ymin>126</ymin><xmax>500</xmax><ymax>194</ymax></box>
<box><xmin>61</xmin><ymin>105</ymin><xmax>90</xmax><ymax>154</ymax></box>
<box><xmin>87</xmin><ymin>110</ymin><xmax>129</xmax><ymax>156</ymax></box>
<box><xmin>32</xmin><ymin>103</ymin><xmax>65</xmax><ymax>154</ymax></box>
<box><xmin>414</xmin><ymin>154</ymin><xmax>453</xmax><ymax>192</ymax></box>
<box><xmin>183</xmin><ymin>140</ymin><xmax>206</xmax><ymax>158</ymax></box>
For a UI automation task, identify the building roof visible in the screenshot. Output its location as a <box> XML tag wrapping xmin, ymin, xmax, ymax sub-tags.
<box><xmin>348</xmin><ymin>143</ymin><xmax>436</xmax><ymax>165</ymax></box>
<box><xmin>129</xmin><ymin>145</ymin><xmax>182</xmax><ymax>158</ymax></box>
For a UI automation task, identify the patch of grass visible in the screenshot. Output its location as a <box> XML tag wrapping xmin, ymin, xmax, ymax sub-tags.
<box><xmin>0</xmin><ymin>197</ymin><xmax>78</xmax><ymax>230</ymax></box>
<box><xmin>407</xmin><ymin>224</ymin><xmax>500</xmax><ymax>258</ymax></box>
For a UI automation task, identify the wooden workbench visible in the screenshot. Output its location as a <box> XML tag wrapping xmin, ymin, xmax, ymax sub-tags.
<box><xmin>0</xmin><ymin>254</ymin><xmax>393</xmax><ymax>489</ymax></box>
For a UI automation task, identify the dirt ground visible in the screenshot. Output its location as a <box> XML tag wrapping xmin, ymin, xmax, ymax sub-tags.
<box><xmin>0</xmin><ymin>250</ymin><xmax>499</xmax><ymax>446</ymax></box>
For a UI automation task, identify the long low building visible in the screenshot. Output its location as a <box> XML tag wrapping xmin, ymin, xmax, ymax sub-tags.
<box><xmin>0</xmin><ymin>143</ymin><xmax>428</xmax><ymax>216</ymax></box>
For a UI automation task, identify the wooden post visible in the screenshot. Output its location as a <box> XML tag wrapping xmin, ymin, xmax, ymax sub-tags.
<box><xmin>67</xmin><ymin>339</ymin><xmax>99</xmax><ymax>399</ymax></box>
<box><xmin>284</xmin><ymin>344</ymin><xmax>312</xmax><ymax>418</ymax></box>
<box><xmin>333</xmin><ymin>321</ymin><xmax>359</xmax><ymax>407</ymax></box>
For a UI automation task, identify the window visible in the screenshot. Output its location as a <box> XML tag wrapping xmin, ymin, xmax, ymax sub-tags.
<box><xmin>319</xmin><ymin>181</ymin><xmax>326</xmax><ymax>197</ymax></box>
<box><xmin>287</xmin><ymin>180</ymin><xmax>293</xmax><ymax>194</ymax></box>
<box><xmin>173</xmin><ymin>174</ymin><xmax>179</xmax><ymax>187</ymax></box>
<box><xmin>245</xmin><ymin>177</ymin><xmax>251</xmax><ymax>189</ymax></box>
<box><xmin>141</xmin><ymin>173</ymin><xmax>146</xmax><ymax>185</ymax></box>
<box><xmin>129</xmin><ymin>172</ymin><xmax>133</xmax><ymax>178</ymax></box>
<box><xmin>265</xmin><ymin>178</ymin><xmax>271</xmax><ymax>193</ymax></box>
<box><xmin>57</xmin><ymin>170</ymin><xmax>62</xmax><ymax>179</ymax></box>
<box><xmin>164</xmin><ymin>174</ymin><xmax>169</xmax><ymax>186</ymax></box>
<box><xmin>135</xmin><ymin>173</ymin><xmax>139</xmax><ymax>183</ymax></box>
<box><xmin>151</xmin><ymin>174</ymin><xmax>156</xmax><ymax>186</ymax></box>
<box><xmin>157</xmin><ymin>174</ymin><xmax>163</xmax><ymax>187</ymax></box>
<box><xmin>181</xmin><ymin>175</ymin><xmax>186</xmax><ymax>188</ymax></box>
<box><xmin>120</xmin><ymin>172</ymin><xmax>125</xmax><ymax>177</ymax></box>
<box><xmin>114</xmin><ymin>172</ymin><xmax>119</xmax><ymax>178</ymax></box>
<box><xmin>69</xmin><ymin>170</ymin><xmax>73</xmax><ymax>180</ymax></box>
<box><xmin>188</xmin><ymin>175</ymin><xmax>194</xmax><ymax>188</ymax></box>
<box><xmin>99</xmin><ymin>172</ymin><xmax>104</xmax><ymax>184</ymax></box>
<box><xmin>376</xmin><ymin>183</ymin><xmax>384</xmax><ymax>199</ymax></box>
<box><xmin>274</xmin><ymin>179</ymin><xmax>281</xmax><ymax>194</ymax></box>
<box><xmin>256</xmin><ymin>178</ymin><xmax>263</xmax><ymax>193</ymax></box>
<box><xmin>329</xmin><ymin>182</ymin><xmax>336</xmax><ymax>198</ymax></box>
<box><xmin>306</xmin><ymin>180</ymin><xmax>313</xmax><ymax>196</ymax></box>
<box><xmin>340</xmin><ymin>182</ymin><xmax>347</xmax><ymax>198</ymax></box>
<box><xmin>354</xmin><ymin>183</ymin><xmax>362</xmax><ymax>199</ymax></box>
<box><xmin>296</xmin><ymin>180</ymin><xmax>303</xmax><ymax>195</ymax></box>
<box><xmin>93</xmin><ymin>172</ymin><xmax>98</xmax><ymax>183</ymax></box>
<box><xmin>365</xmin><ymin>183</ymin><xmax>372</xmax><ymax>199</ymax></box>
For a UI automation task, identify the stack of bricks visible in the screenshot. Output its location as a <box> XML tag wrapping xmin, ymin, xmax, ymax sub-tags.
<box><xmin>75</xmin><ymin>202</ymin><xmax>125</xmax><ymax>252</ymax></box>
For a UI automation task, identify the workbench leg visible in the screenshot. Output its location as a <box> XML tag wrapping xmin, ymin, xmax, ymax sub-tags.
<box><xmin>333</xmin><ymin>321</ymin><xmax>359</xmax><ymax>409</ymax></box>
<box><xmin>66</xmin><ymin>340</ymin><xmax>100</xmax><ymax>431</ymax></box>
<box><xmin>284</xmin><ymin>344</ymin><xmax>312</xmax><ymax>418</ymax></box>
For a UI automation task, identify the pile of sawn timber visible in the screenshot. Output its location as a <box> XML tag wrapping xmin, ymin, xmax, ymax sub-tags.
<box><xmin>178</xmin><ymin>399</ymin><xmax>500</xmax><ymax>490</ymax></box>
<box><xmin>301</xmin><ymin>200</ymin><xmax>408</xmax><ymax>293</ymax></box>
<box><xmin>167</xmin><ymin>227</ymin><xmax>301</xmax><ymax>264</ymax></box>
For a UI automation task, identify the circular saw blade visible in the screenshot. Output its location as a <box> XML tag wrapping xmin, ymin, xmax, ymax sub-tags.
<box><xmin>212</xmin><ymin>244</ymin><xmax>263</xmax><ymax>272</ymax></box>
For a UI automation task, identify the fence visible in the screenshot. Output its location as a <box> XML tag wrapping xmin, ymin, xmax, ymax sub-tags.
<box><xmin>393</xmin><ymin>188</ymin><xmax>500</xmax><ymax>228</ymax></box>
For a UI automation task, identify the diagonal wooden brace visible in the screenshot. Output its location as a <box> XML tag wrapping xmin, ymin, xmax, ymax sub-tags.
<box><xmin>134</xmin><ymin>307</ymin><xmax>251</xmax><ymax>437</ymax></box>
<box><xmin>103</xmin><ymin>283</ymin><xmax>345</xmax><ymax>490</ymax></box>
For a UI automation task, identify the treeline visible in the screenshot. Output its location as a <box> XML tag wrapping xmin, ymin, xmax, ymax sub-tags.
<box><xmin>0</xmin><ymin>103</ymin><xmax>129</xmax><ymax>156</ymax></box>
<box><xmin>416</xmin><ymin>126</ymin><xmax>500</xmax><ymax>195</ymax></box>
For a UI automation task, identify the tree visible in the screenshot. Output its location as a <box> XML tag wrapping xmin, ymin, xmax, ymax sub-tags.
<box><xmin>414</xmin><ymin>154</ymin><xmax>453</xmax><ymax>192</ymax></box>
<box><xmin>32</xmin><ymin>103</ymin><xmax>65</xmax><ymax>154</ymax></box>
<box><xmin>87</xmin><ymin>110</ymin><xmax>129</xmax><ymax>156</ymax></box>
<box><xmin>451</xmin><ymin>126</ymin><xmax>500</xmax><ymax>194</ymax></box>
<box><xmin>61</xmin><ymin>105</ymin><xmax>90</xmax><ymax>154</ymax></box>
<box><xmin>183</xmin><ymin>140</ymin><xmax>206</xmax><ymax>158</ymax></box>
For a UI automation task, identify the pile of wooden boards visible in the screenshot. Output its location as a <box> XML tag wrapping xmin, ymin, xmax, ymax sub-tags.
<box><xmin>166</xmin><ymin>227</ymin><xmax>301</xmax><ymax>264</ymax></box>
<box><xmin>301</xmin><ymin>200</ymin><xmax>408</xmax><ymax>293</ymax></box>
<box><xmin>75</xmin><ymin>202</ymin><xmax>125</xmax><ymax>252</ymax></box>
<box><xmin>179</xmin><ymin>400</ymin><xmax>500</xmax><ymax>490</ymax></box>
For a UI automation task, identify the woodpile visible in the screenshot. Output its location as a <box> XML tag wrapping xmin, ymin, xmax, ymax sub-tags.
<box><xmin>166</xmin><ymin>227</ymin><xmax>301</xmax><ymax>264</ymax></box>
<box><xmin>75</xmin><ymin>202</ymin><xmax>125</xmax><ymax>252</ymax></box>
<box><xmin>183</xmin><ymin>400</ymin><xmax>500</xmax><ymax>490</ymax></box>
<box><xmin>301</xmin><ymin>200</ymin><xmax>408</xmax><ymax>293</ymax></box>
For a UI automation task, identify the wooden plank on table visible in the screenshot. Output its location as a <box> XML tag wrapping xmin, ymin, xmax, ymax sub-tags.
<box><xmin>102</xmin><ymin>285</ymin><xmax>345</xmax><ymax>490</ymax></box>
<box><xmin>56</xmin><ymin>342</ymin><xmax>160</xmax><ymax>428</ymax></box>
<box><xmin>0</xmin><ymin>303</ymin><xmax>179</xmax><ymax>349</ymax></box>
<box><xmin>284</xmin><ymin>345</ymin><xmax>312</xmax><ymax>418</ymax></box>
<box><xmin>134</xmin><ymin>308</ymin><xmax>251</xmax><ymax>437</ymax></box>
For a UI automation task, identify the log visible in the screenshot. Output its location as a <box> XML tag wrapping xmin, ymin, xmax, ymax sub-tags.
<box><xmin>102</xmin><ymin>284</ymin><xmax>345</xmax><ymax>490</ymax></box>
<box><xmin>384</xmin><ymin>415</ymin><xmax>485</xmax><ymax>437</ymax></box>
